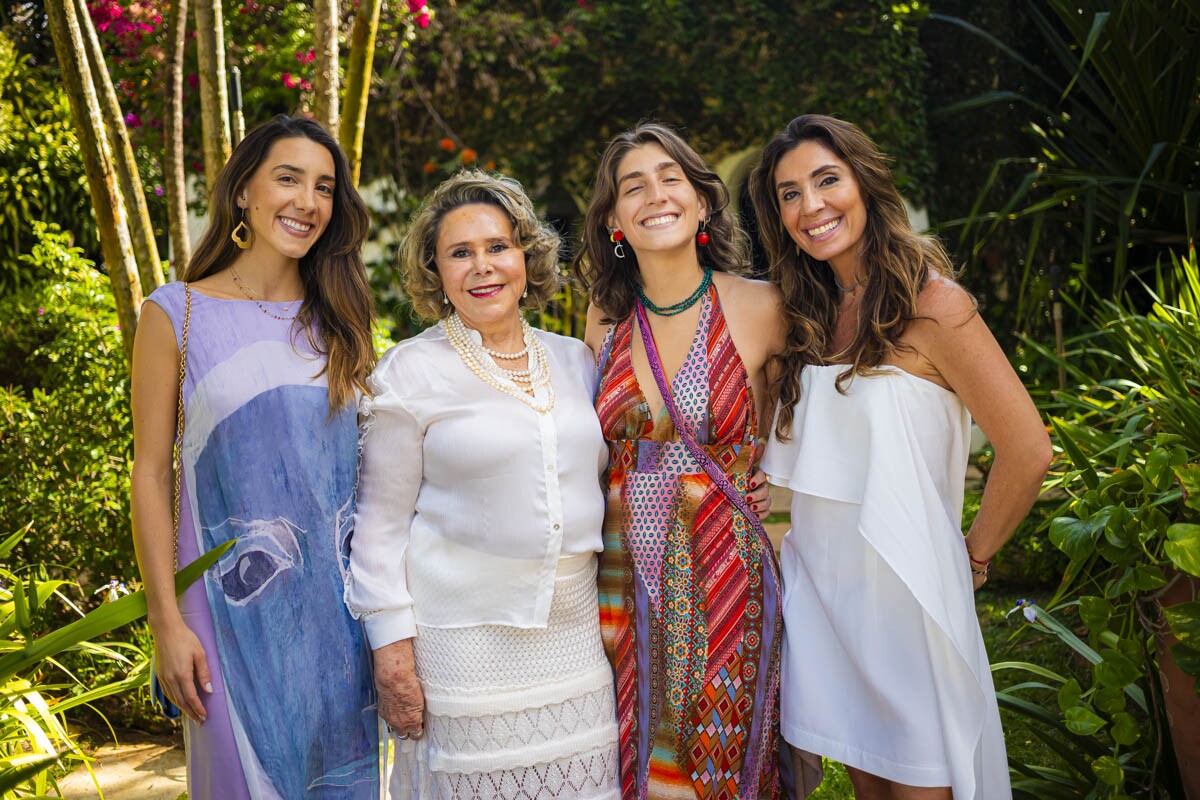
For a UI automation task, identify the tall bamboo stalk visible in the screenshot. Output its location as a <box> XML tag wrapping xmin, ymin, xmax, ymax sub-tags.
<box><xmin>312</xmin><ymin>0</ymin><xmax>339</xmax><ymax>134</ymax></box>
<box><xmin>44</xmin><ymin>0</ymin><xmax>142</xmax><ymax>360</ymax></box>
<box><xmin>193</xmin><ymin>0</ymin><xmax>231</xmax><ymax>197</ymax></box>
<box><xmin>164</xmin><ymin>0</ymin><xmax>191</xmax><ymax>277</ymax></box>
<box><xmin>73</xmin><ymin>0</ymin><xmax>163</xmax><ymax>296</ymax></box>
<box><xmin>339</xmin><ymin>0</ymin><xmax>381</xmax><ymax>186</ymax></box>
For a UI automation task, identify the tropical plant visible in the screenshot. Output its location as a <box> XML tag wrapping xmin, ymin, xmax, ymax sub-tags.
<box><xmin>0</xmin><ymin>523</ymin><xmax>232</xmax><ymax>796</ymax></box>
<box><xmin>931</xmin><ymin>0</ymin><xmax>1200</xmax><ymax>334</ymax></box>
<box><xmin>996</xmin><ymin>248</ymin><xmax>1200</xmax><ymax>797</ymax></box>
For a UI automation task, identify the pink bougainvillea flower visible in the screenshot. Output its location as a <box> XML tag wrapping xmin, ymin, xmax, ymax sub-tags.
<box><xmin>416</xmin><ymin>11</ymin><xmax>430</xmax><ymax>28</ymax></box>
<box><xmin>407</xmin><ymin>0</ymin><xmax>426</xmax><ymax>11</ymax></box>
<box><xmin>296</xmin><ymin>49</ymin><xmax>315</xmax><ymax>64</ymax></box>
<box><xmin>124</xmin><ymin>112</ymin><xmax>142</xmax><ymax>128</ymax></box>
<box><xmin>154</xmin><ymin>186</ymin><xmax>164</xmax><ymax>196</ymax></box>
<box><xmin>282</xmin><ymin>72</ymin><xmax>299</xmax><ymax>89</ymax></box>
<box><xmin>300</xmin><ymin>79</ymin><xmax>313</xmax><ymax>91</ymax></box>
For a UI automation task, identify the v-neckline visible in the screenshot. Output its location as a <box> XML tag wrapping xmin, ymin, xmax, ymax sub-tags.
<box><xmin>628</xmin><ymin>293</ymin><xmax>709</xmax><ymax>425</ymax></box>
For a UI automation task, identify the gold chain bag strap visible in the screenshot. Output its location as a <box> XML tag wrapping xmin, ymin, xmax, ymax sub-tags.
<box><xmin>153</xmin><ymin>282</ymin><xmax>191</xmax><ymax>720</ymax></box>
<box><xmin>171</xmin><ymin>283</ymin><xmax>192</xmax><ymax>569</ymax></box>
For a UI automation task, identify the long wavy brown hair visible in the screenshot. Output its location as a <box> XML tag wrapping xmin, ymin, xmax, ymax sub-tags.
<box><xmin>184</xmin><ymin>115</ymin><xmax>375</xmax><ymax>411</ymax></box>
<box><xmin>748</xmin><ymin>114</ymin><xmax>958</xmax><ymax>440</ymax></box>
<box><xmin>572</xmin><ymin>122</ymin><xmax>749</xmax><ymax>323</ymax></box>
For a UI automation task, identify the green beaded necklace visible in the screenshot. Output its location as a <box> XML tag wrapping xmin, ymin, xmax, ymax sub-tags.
<box><xmin>636</xmin><ymin>267</ymin><xmax>713</xmax><ymax>316</ymax></box>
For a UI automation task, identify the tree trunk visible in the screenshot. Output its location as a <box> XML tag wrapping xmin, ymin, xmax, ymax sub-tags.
<box><xmin>164</xmin><ymin>0</ymin><xmax>190</xmax><ymax>278</ymax></box>
<box><xmin>73</xmin><ymin>0</ymin><xmax>163</xmax><ymax>296</ymax></box>
<box><xmin>339</xmin><ymin>0</ymin><xmax>381</xmax><ymax>186</ymax></box>
<box><xmin>193</xmin><ymin>0</ymin><xmax>231</xmax><ymax>197</ymax></box>
<box><xmin>45</xmin><ymin>0</ymin><xmax>142</xmax><ymax>361</ymax></box>
<box><xmin>312</xmin><ymin>0</ymin><xmax>339</xmax><ymax>134</ymax></box>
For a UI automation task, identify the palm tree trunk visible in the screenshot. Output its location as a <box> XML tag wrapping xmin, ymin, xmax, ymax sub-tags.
<box><xmin>339</xmin><ymin>0</ymin><xmax>381</xmax><ymax>186</ymax></box>
<box><xmin>164</xmin><ymin>0</ymin><xmax>191</xmax><ymax>277</ymax></box>
<box><xmin>73</xmin><ymin>0</ymin><xmax>163</xmax><ymax>296</ymax></box>
<box><xmin>312</xmin><ymin>0</ymin><xmax>339</xmax><ymax>134</ymax></box>
<box><xmin>44</xmin><ymin>0</ymin><xmax>142</xmax><ymax>360</ymax></box>
<box><xmin>193</xmin><ymin>0</ymin><xmax>231</xmax><ymax>196</ymax></box>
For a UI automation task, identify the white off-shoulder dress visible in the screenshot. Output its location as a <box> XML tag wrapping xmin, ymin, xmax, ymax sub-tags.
<box><xmin>764</xmin><ymin>365</ymin><xmax>1011</xmax><ymax>800</ymax></box>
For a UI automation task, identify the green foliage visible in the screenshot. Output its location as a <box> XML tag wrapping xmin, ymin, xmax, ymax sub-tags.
<box><xmin>0</xmin><ymin>525</ymin><xmax>231</xmax><ymax>796</ymax></box>
<box><xmin>366</xmin><ymin>0</ymin><xmax>933</xmax><ymax>202</ymax></box>
<box><xmin>0</xmin><ymin>224</ymin><xmax>134</xmax><ymax>585</ymax></box>
<box><xmin>931</xmin><ymin>0</ymin><xmax>1200</xmax><ymax>337</ymax></box>
<box><xmin>999</xmin><ymin>248</ymin><xmax>1200</xmax><ymax>797</ymax></box>
<box><xmin>0</xmin><ymin>32</ymin><xmax>96</xmax><ymax>290</ymax></box>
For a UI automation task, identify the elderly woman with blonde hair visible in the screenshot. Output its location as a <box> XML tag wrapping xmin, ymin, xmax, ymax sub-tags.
<box><xmin>346</xmin><ymin>170</ymin><xmax>620</xmax><ymax>799</ymax></box>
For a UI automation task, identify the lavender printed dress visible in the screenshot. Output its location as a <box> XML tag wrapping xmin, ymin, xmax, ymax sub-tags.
<box><xmin>147</xmin><ymin>282</ymin><xmax>379</xmax><ymax>800</ymax></box>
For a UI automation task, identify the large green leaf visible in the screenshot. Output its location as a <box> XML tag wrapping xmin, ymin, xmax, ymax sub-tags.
<box><xmin>0</xmin><ymin>540</ymin><xmax>233</xmax><ymax>681</ymax></box>
<box><xmin>0</xmin><ymin>756</ymin><xmax>58</xmax><ymax>794</ymax></box>
<box><xmin>1064</xmin><ymin>705</ymin><xmax>1106</xmax><ymax>736</ymax></box>
<box><xmin>1162</xmin><ymin>600</ymin><xmax>1200</xmax><ymax>643</ymax></box>
<box><xmin>1094</xmin><ymin>649</ymin><xmax>1141</xmax><ymax>688</ymax></box>
<box><xmin>1049</xmin><ymin>515</ymin><xmax>1104</xmax><ymax>560</ymax></box>
<box><xmin>1165</xmin><ymin>524</ymin><xmax>1200</xmax><ymax>577</ymax></box>
<box><xmin>1177</xmin><ymin>464</ymin><xmax>1200</xmax><ymax>512</ymax></box>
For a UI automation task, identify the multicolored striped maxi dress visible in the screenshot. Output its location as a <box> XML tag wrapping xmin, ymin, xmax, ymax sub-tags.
<box><xmin>594</xmin><ymin>286</ymin><xmax>786</xmax><ymax>800</ymax></box>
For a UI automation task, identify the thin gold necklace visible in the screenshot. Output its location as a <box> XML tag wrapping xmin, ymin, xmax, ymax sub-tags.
<box><xmin>230</xmin><ymin>265</ymin><xmax>301</xmax><ymax>321</ymax></box>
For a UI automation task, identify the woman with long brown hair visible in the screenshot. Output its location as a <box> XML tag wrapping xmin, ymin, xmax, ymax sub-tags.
<box><xmin>574</xmin><ymin>123</ymin><xmax>791</xmax><ymax>799</ymax></box>
<box><xmin>130</xmin><ymin>115</ymin><xmax>379</xmax><ymax>798</ymax></box>
<box><xmin>750</xmin><ymin>114</ymin><xmax>1050</xmax><ymax>800</ymax></box>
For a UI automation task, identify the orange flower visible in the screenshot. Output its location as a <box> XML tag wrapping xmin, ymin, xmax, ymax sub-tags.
<box><xmin>485</xmin><ymin>160</ymin><xmax>496</xmax><ymax>171</ymax></box>
<box><xmin>423</xmin><ymin>160</ymin><xmax>436</xmax><ymax>174</ymax></box>
<box><xmin>461</xmin><ymin>148</ymin><xmax>477</xmax><ymax>165</ymax></box>
<box><xmin>438</xmin><ymin>137</ymin><xmax>455</xmax><ymax>152</ymax></box>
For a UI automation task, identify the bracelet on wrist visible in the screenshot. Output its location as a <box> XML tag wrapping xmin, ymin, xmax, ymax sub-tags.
<box><xmin>966</xmin><ymin>547</ymin><xmax>991</xmax><ymax>567</ymax></box>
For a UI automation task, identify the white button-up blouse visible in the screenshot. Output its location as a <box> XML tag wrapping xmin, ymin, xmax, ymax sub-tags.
<box><xmin>345</xmin><ymin>324</ymin><xmax>607</xmax><ymax>650</ymax></box>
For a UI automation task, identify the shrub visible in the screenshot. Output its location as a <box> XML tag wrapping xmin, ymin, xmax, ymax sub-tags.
<box><xmin>0</xmin><ymin>224</ymin><xmax>134</xmax><ymax>587</ymax></box>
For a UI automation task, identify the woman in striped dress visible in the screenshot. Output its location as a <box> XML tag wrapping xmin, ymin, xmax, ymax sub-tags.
<box><xmin>574</xmin><ymin>123</ymin><xmax>799</xmax><ymax>799</ymax></box>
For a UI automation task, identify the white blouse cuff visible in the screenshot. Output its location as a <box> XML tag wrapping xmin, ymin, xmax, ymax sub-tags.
<box><xmin>363</xmin><ymin>608</ymin><xmax>418</xmax><ymax>650</ymax></box>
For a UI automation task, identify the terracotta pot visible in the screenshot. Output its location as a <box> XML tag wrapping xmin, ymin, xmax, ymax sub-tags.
<box><xmin>1155</xmin><ymin>573</ymin><xmax>1200</xmax><ymax>799</ymax></box>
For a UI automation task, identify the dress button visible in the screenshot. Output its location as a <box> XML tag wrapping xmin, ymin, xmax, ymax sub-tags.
<box><xmin>553</xmin><ymin>523</ymin><xmax>561</xmax><ymax>530</ymax></box>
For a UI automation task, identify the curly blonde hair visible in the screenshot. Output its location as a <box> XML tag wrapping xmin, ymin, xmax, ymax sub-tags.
<box><xmin>749</xmin><ymin>115</ymin><xmax>961</xmax><ymax>441</ymax></box>
<box><xmin>402</xmin><ymin>170</ymin><xmax>562</xmax><ymax>322</ymax></box>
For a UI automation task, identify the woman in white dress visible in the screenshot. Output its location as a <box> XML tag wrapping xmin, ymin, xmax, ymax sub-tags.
<box><xmin>346</xmin><ymin>171</ymin><xmax>619</xmax><ymax>799</ymax></box>
<box><xmin>748</xmin><ymin>115</ymin><xmax>1052</xmax><ymax>800</ymax></box>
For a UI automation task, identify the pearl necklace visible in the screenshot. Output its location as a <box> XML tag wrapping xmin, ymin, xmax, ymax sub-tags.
<box><xmin>442</xmin><ymin>312</ymin><xmax>555</xmax><ymax>413</ymax></box>
<box><xmin>230</xmin><ymin>265</ymin><xmax>301</xmax><ymax>320</ymax></box>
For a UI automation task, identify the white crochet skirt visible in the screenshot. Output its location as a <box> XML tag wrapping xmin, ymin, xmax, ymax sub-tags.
<box><xmin>387</xmin><ymin>555</ymin><xmax>620</xmax><ymax>799</ymax></box>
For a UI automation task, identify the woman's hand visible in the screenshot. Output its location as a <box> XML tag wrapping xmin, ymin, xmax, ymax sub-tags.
<box><xmin>747</xmin><ymin>468</ymin><xmax>772</xmax><ymax>521</ymax></box>
<box><xmin>151</xmin><ymin>616</ymin><xmax>212</xmax><ymax>723</ymax></box>
<box><xmin>374</xmin><ymin>639</ymin><xmax>425</xmax><ymax>739</ymax></box>
<box><xmin>972</xmin><ymin>571</ymin><xmax>989</xmax><ymax>592</ymax></box>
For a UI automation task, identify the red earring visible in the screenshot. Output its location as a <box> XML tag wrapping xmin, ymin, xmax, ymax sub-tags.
<box><xmin>609</xmin><ymin>229</ymin><xmax>626</xmax><ymax>259</ymax></box>
<box><xmin>696</xmin><ymin>219</ymin><xmax>710</xmax><ymax>247</ymax></box>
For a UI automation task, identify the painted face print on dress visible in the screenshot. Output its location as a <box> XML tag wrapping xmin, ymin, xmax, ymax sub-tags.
<box><xmin>193</xmin><ymin>383</ymin><xmax>375</xmax><ymax>797</ymax></box>
<box><xmin>214</xmin><ymin>517</ymin><xmax>304</xmax><ymax>605</ymax></box>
